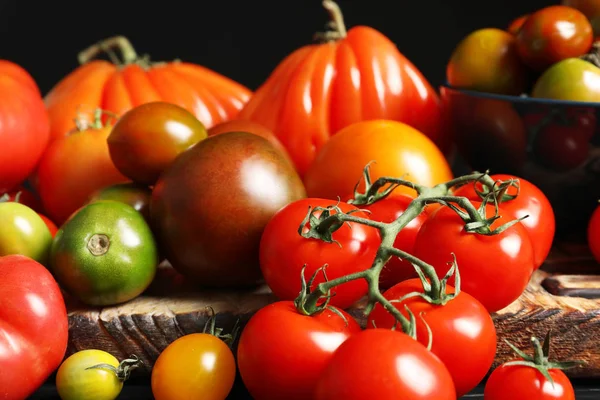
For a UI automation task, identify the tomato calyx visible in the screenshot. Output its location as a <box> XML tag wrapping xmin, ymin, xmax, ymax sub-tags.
<box><xmin>502</xmin><ymin>331</ymin><xmax>583</xmax><ymax>385</ymax></box>
<box><xmin>85</xmin><ymin>354</ymin><xmax>143</xmax><ymax>382</ymax></box>
<box><xmin>314</xmin><ymin>0</ymin><xmax>347</xmax><ymax>43</ymax></box>
<box><xmin>0</xmin><ymin>193</ymin><xmax>11</xmax><ymax>203</ymax></box>
<box><xmin>77</xmin><ymin>35</ymin><xmax>160</xmax><ymax>69</ymax></box>
<box><xmin>202</xmin><ymin>306</ymin><xmax>240</xmax><ymax>348</ymax></box>
<box><xmin>72</xmin><ymin>107</ymin><xmax>118</xmax><ymax>132</ymax></box>
<box><xmin>580</xmin><ymin>41</ymin><xmax>600</xmax><ymax>68</ymax></box>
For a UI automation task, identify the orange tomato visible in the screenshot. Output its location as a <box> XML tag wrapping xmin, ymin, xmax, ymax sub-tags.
<box><xmin>303</xmin><ymin>120</ymin><xmax>453</xmax><ymax>200</ymax></box>
<box><xmin>507</xmin><ymin>14</ymin><xmax>529</xmax><ymax>35</ymax></box>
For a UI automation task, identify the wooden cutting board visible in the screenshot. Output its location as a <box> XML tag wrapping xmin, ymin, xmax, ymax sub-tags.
<box><xmin>64</xmin><ymin>241</ymin><xmax>600</xmax><ymax>377</ymax></box>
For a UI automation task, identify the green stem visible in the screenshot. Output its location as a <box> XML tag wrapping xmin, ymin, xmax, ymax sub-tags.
<box><xmin>78</xmin><ymin>36</ymin><xmax>139</xmax><ymax>66</ymax></box>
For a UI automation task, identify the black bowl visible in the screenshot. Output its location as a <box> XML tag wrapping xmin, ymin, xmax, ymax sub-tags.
<box><xmin>440</xmin><ymin>84</ymin><xmax>600</xmax><ymax>238</ymax></box>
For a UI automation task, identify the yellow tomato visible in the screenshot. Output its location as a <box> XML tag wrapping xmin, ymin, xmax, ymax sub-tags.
<box><xmin>151</xmin><ymin>333</ymin><xmax>236</xmax><ymax>400</ymax></box>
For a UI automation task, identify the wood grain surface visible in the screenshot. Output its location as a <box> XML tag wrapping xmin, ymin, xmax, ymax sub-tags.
<box><xmin>65</xmin><ymin>242</ymin><xmax>600</xmax><ymax>377</ymax></box>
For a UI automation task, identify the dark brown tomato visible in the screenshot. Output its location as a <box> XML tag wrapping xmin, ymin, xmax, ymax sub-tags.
<box><xmin>107</xmin><ymin>101</ymin><xmax>208</xmax><ymax>186</ymax></box>
<box><xmin>150</xmin><ymin>131</ymin><xmax>306</xmax><ymax>288</ymax></box>
<box><xmin>89</xmin><ymin>182</ymin><xmax>153</xmax><ymax>223</ymax></box>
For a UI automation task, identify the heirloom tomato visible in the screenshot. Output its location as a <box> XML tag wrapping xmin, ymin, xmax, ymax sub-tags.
<box><xmin>368</xmin><ymin>279</ymin><xmax>497</xmax><ymax>397</ymax></box>
<box><xmin>0</xmin><ymin>255</ymin><xmax>69</xmax><ymax>400</ymax></box>
<box><xmin>314</xmin><ymin>329</ymin><xmax>456</xmax><ymax>400</ymax></box>
<box><xmin>237</xmin><ymin>301</ymin><xmax>361</xmax><ymax>400</ymax></box>
<box><xmin>259</xmin><ymin>198</ymin><xmax>380</xmax><ymax>309</ymax></box>
<box><xmin>0</xmin><ymin>60</ymin><xmax>50</xmax><ymax>193</ymax></box>
<box><xmin>517</xmin><ymin>5</ymin><xmax>593</xmax><ymax>71</ymax></box>
<box><xmin>588</xmin><ymin>203</ymin><xmax>600</xmax><ymax>263</ymax></box>
<box><xmin>238</xmin><ymin>2</ymin><xmax>445</xmax><ymax>176</ymax></box>
<box><xmin>44</xmin><ymin>36</ymin><xmax>251</xmax><ymax>140</ymax></box>
<box><xmin>453</xmin><ymin>174</ymin><xmax>555</xmax><ymax>269</ymax></box>
<box><xmin>413</xmin><ymin>203</ymin><xmax>535</xmax><ymax>312</ymax></box>
<box><xmin>304</xmin><ymin>120</ymin><xmax>453</xmax><ymax>201</ymax></box>
<box><xmin>532</xmin><ymin>58</ymin><xmax>600</xmax><ymax>102</ymax></box>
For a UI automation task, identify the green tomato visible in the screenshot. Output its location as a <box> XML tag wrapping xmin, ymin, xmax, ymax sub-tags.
<box><xmin>532</xmin><ymin>58</ymin><xmax>600</xmax><ymax>102</ymax></box>
<box><xmin>89</xmin><ymin>182</ymin><xmax>153</xmax><ymax>223</ymax></box>
<box><xmin>0</xmin><ymin>201</ymin><xmax>52</xmax><ymax>264</ymax></box>
<box><xmin>50</xmin><ymin>200</ymin><xmax>158</xmax><ymax>306</ymax></box>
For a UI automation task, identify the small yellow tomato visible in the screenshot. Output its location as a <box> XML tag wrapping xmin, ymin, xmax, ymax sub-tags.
<box><xmin>151</xmin><ymin>333</ymin><xmax>236</xmax><ymax>400</ymax></box>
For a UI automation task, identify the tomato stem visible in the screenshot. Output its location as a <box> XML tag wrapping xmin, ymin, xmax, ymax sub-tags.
<box><xmin>78</xmin><ymin>36</ymin><xmax>140</xmax><ymax>66</ymax></box>
<box><xmin>314</xmin><ymin>1</ymin><xmax>348</xmax><ymax>42</ymax></box>
<box><xmin>86</xmin><ymin>354</ymin><xmax>143</xmax><ymax>382</ymax></box>
<box><xmin>580</xmin><ymin>41</ymin><xmax>600</xmax><ymax>68</ymax></box>
<box><xmin>202</xmin><ymin>306</ymin><xmax>240</xmax><ymax>348</ymax></box>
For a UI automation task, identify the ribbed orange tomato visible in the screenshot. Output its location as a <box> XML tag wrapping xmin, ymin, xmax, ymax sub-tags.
<box><xmin>44</xmin><ymin>36</ymin><xmax>252</xmax><ymax>141</ymax></box>
<box><xmin>238</xmin><ymin>1</ymin><xmax>444</xmax><ymax>177</ymax></box>
<box><xmin>304</xmin><ymin>120</ymin><xmax>453</xmax><ymax>200</ymax></box>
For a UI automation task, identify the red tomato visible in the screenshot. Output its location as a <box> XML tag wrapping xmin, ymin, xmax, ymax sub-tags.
<box><xmin>38</xmin><ymin>214</ymin><xmax>59</xmax><ymax>238</ymax></box>
<box><xmin>259</xmin><ymin>198</ymin><xmax>380</xmax><ymax>309</ymax></box>
<box><xmin>516</xmin><ymin>5</ymin><xmax>593</xmax><ymax>71</ymax></box>
<box><xmin>453</xmin><ymin>174</ymin><xmax>555</xmax><ymax>269</ymax></box>
<box><xmin>0</xmin><ymin>254</ymin><xmax>69</xmax><ymax>400</ymax></box>
<box><xmin>2</xmin><ymin>186</ymin><xmax>43</xmax><ymax>213</ymax></box>
<box><xmin>508</xmin><ymin>14</ymin><xmax>529</xmax><ymax>35</ymax></box>
<box><xmin>568</xmin><ymin>107</ymin><xmax>597</xmax><ymax>140</ymax></box>
<box><xmin>314</xmin><ymin>328</ymin><xmax>456</xmax><ymax>400</ymax></box>
<box><xmin>413</xmin><ymin>204</ymin><xmax>535</xmax><ymax>312</ymax></box>
<box><xmin>484</xmin><ymin>363</ymin><xmax>575</xmax><ymax>399</ymax></box>
<box><xmin>0</xmin><ymin>60</ymin><xmax>50</xmax><ymax>193</ymax></box>
<box><xmin>588</xmin><ymin>204</ymin><xmax>600</xmax><ymax>263</ymax></box>
<box><xmin>534</xmin><ymin>123</ymin><xmax>591</xmax><ymax>171</ymax></box>
<box><xmin>237</xmin><ymin>301</ymin><xmax>361</xmax><ymax>400</ymax></box>
<box><xmin>367</xmin><ymin>279</ymin><xmax>497</xmax><ymax>397</ymax></box>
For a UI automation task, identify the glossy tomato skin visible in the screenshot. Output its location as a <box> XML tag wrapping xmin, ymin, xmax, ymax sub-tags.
<box><xmin>0</xmin><ymin>254</ymin><xmax>69</xmax><ymax>400</ymax></box>
<box><xmin>413</xmin><ymin>204</ymin><xmax>536</xmax><ymax>312</ymax></box>
<box><xmin>3</xmin><ymin>185</ymin><xmax>43</xmax><ymax>213</ymax></box>
<box><xmin>108</xmin><ymin>102</ymin><xmax>208</xmax><ymax>185</ymax></box>
<box><xmin>89</xmin><ymin>182</ymin><xmax>153</xmax><ymax>223</ymax></box>
<box><xmin>0</xmin><ymin>60</ymin><xmax>50</xmax><ymax>193</ymax></box>
<box><xmin>259</xmin><ymin>198</ymin><xmax>380</xmax><ymax>309</ymax></box>
<box><xmin>517</xmin><ymin>5</ymin><xmax>593</xmax><ymax>71</ymax></box>
<box><xmin>56</xmin><ymin>350</ymin><xmax>125</xmax><ymax>400</ymax></box>
<box><xmin>37</xmin><ymin>123</ymin><xmax>129</xmax><ymax>225</ymax></box>
<box><xmin>563</xmin><ymin>0</ymin><xmax>600</xmax><ymax>36</ymax></box>
<box><xmin>532</xmin><ymin>58</ymin><xmax>600</xmax><ymax>102</ymax></box>
<box><xmin>152</xmin><ymin>333</ymin><xmax>236</xmax><ymax>400</ymax></box>
<box><xmin>588</xmin><ymin>204</ymin><xmax>600</xmax><ymax>263</ymax></box>
<box><xmin>367</xmin><ymin>279</ymin><xmax>497</xmax><ymax>397</ymax></box>
<box><xmin>237</xmin><ymin>301</ymin><xmax>361</xmax><ymax>400</ymax></box>
<box><xmin>304</xmin><ymin>120</ymin><xmax>453</xmax><ymax>201</ymax></box>
<box><xmin>314</xmin><ymin>328</ymin><xmax>456</xmax><ymax>400</ymax></box>
<box><xmin>238</xmin><ymin>25</ymin><xmax>445</xmax><ymax>176</ymax></box>
<box><xmin>484</xmin><ymin>363</ymin><xmax>575</xmax><ymax>400</ymax></box>
<box><xmin>151</xmin><ymin>131</ymin><xmax>306</xmax><ymax>288</ymax></box>
<box><xmin>38</xmin><ymin>214</ymin><xmax>59</xmax><ymax>238</ymax></box>
<box><xmin>0</xmin><ymin>202</ymin><xmax>52</xmax><ymax>265</ymax></box>
<box><xmin>453</xmin><ymin>174</ymin><xmax>555</xmax><ymax>269</ymax></box>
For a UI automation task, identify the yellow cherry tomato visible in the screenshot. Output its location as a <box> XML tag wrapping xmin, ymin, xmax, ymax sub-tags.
<box><xmin>151</xmin><ymin>333</ymin><xmax>236</xmax><ymax>400</ymax></box>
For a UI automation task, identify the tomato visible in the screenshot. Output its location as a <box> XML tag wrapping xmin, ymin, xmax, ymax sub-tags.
<box><xmin>508</xmin><ymin>14</ymin><xmax>529</xmax><ymax>35</ymax></box>
<box><xmin>447</xmin><ymin>28</ymin><xmax>528</xmax><ymax>95</ymax></box>
<box><xmin>0</xmin><ymin>60</ymin><xmax>50</xmax><ymax>193</ymax></box>
<box><xmin>39</xmin><ymin>214</ymin><xmax>59</xmax><ymax>238</ymax></box>
<box><xmin>563</xmin><ymin>0</ymin><xmax>600</xmax><ymax>36</ymax></box>
<box><xmin>56</xmin><ymin>350</ymin><xmax>141</xmax><ymax>400</ymax></box>
<box><xmin>568</xmin><ymin>107</ymin><xmax>597</xmax><ymax>139</ymax></box>
<box><xmin>413</xmin><ymin>204</ymin><xmax>535</xmax><ymax>312</ymax></box>
<box><xmin>0</xmin><ymin>254</ymin><xmax>69</xmax><ymax>400</ymax></box>
<box><xmin>367</xmin><ymin>279</ymin><xmax>497</xmax><ymax>397</ymax></box>
<box><xmin>533</xmin><ymin>123</ymin><xmax>591</xmax><ymax>171</ymax></box>
<box><xmin>588</xmin><ymin>203</ymin><xmax>600</xmax><ymax>263</ymax></box>
<box><xmin>237</xmin><ymin>301</ymin><xmax>361</xmax><ymax>400</ymax></box>
<box><xmin>89</xmin><ymin>182</ymin><xmax>153</xmax><ymax>223</ymax></box>
<box><xmin>532</xmin><ymin>58</ymin><xmax>600</xmax><ymax>102</ymax></box>
<box><xmin>151</xmin><ymin>333</ymin><xmax>236</xmax><ymax>400</ymax></box>
<box><xmin>0</xmin><ymin>200</ymin><xmax>52</xmax><ymax>265</ymax></box>
<box><xmin>314</xmin><ymin>328</ymin><xmax>456</xmax><ymax>399</ymax></box>
<box><xmin>453</xmin><ymin>174</ymin><xmax>555</xmax><ymax>269</ymax></box>
<box><xmin>485</xmin><ymin>364</ymin><xmax>575</xmax><ymax>399</ymax></box>
<box><xmin>107</xmin><ymin>102</ymin><xmax>208</xmax><ymax>185</ymax></box>
<box><xmin>50</xmin><ymin>200</ymin><xmax>158</xmax><ymax>306</ymax></box>
<box><xmin>2</xmin><ymin>186</ymin><xmax>43</xmax><ymax>213</ymax></box>
<box><xmin>259</xmin><ymin>198</ymin><xmax>380</xmax><ymax>309</ymax></box>
<box><xmin>151</xmin><ymin>131</ymin><xmax>306</xmax><ymax>288</ymax></box>
<box><xmin>304</xmin><ymin>120</ymin><xmax>453</xmax><ymax>201</ymax></box>
<box><xmin>517</xmin><ymin>5</ymin><xmax>593</xmax><ymax>71</ymax></box>
<box><xmin>36</xmin><ymin>113</ymin><xmax>130</xmax><ymax>225</ymax></box>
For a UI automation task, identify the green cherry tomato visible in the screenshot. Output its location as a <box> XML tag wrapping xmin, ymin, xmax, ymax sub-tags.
<box><xmin>0</xmin><ymin>200</ymin><xmax>52</xmax><ymax>264</ymax></box>
<box><xmin>532</xmin><ymin>58</ymin><xmax>600</xmax><ymax>102</ymax></box>
<box><xmin>50</xmin><ymin>200</ymin><xmax>158</xmax><ymax>306</ymax></box>
<box><xmin>89</xmin><ymin>182</ymin><xmax>153</xmax><ymax>223</ymax></box>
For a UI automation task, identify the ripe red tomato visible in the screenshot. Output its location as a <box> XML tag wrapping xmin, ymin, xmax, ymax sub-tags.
<box><xmin>259</xmin><ymin>198</ymin><xmax>380</xmax><ymax>309</ymax></box>
<box><xmin>533</xmin><ymin>123</ymin><xmax>591</xmax><ymax>171</ymax></box>
<box><xmin>367</xmin><ymin>279</ymin><xmax>497</xmax><ymax>397</ymax></box>
<box><xmin>453</xmin><ymin>174</ymin><xmax>555</xmax><ymax>269</ymax></box>
<box><xmin>508</xmin><ymin>14</ymin><xmax>529</xmax><ymax>35</ymax></box>
<box><xmin>314</xmin><ymin>328</ymin><xmax>456</xmax><ymax>399</ymax></box>
<box><xmin>2</xmin><ymin>186</ymin><xmax>43</xmax><ymax>213</ymax></box>
<box><xmin>413</xmin><ymin>204</ymin><xmax>535</xmax><ymax>312</ymax></box>
<box><xmin>0</xmin><ymin>60</ymin><xmax>50</xmax><ymax>193</ymax></box>
<box><xmin>0</xmin><ymin>254</ymin><xmax>69</xmax><ymax>400</ymax></box>
<box><xmin>237</xmin><ymin>301</ymin><xmax>361</xmax><ymax>400</ymax></box>
<box><xmin>38</xmin><ymin>214</ymin><xmax>59</xmax><ymax>238</ymax></box>
<box><xmin>516</xmin><ymin>5</ymin><xmax>593</xmax><ymax>71</ymax></box>
<box><xmin>588</xmin><ymin>204</ymin><xmax>600</xmax><ymax>263</ymax></box>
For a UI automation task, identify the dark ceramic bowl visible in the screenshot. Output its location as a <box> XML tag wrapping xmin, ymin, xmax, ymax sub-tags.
<box><xmin>440</xmin><ymin>84</ymin><xmax>600</xmax><ymax>238</ymax></box>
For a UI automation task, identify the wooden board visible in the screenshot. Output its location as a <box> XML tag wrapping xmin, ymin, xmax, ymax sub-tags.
<box><xmin>65</xmin><ymin>242</ymin><xmax>600</xmax><ymax>377</ymax></box>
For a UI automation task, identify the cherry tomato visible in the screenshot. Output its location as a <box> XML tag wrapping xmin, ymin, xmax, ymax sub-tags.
<box><xmin>413</xmin><ymin>203</ymin><xmax>535</xmax><ymax>312</ymax></box>
<box><xmin>237</xmin><ymin>301</ymin><xmax>361</xmax><ymax>400</ymax></box>
<box><xmin>562</xmin><ymin>0</ymin><xmax>600</xmax><ymax>37</ymax></box>
<box><xmin>588</xmin><ymin>203</ymin><xmax>600</xmax><ymax>263</ymax></box>
<box><xmin>107</xmin><ymin>102</ymin><xmax>208</xmax><ymax>186</ymax></box>
<box><xmin>314</xmin><ymin>328</ymin><xmax>456</xmax><ymax>400</ymax></box>
<box><xmin>508</xmin><ymin>14</ymin><xmax>529</xmax><ymax>35</ymax></box>
<box><xmin>259</xmin><ymin>198</ymin><xmax>380</xmax><ymax>309</ymax></box>
<box><xmin>516</xmin><ymin>5</ymin><xmax>593</xmax><ymax>71</ymax></box>
<box><xmin>453</xmin><ymin>174</ymin><xmax>555</xmax><ymax>269</ymax></box>
<box><xmin>531</xmin><ymin>58</ymin><xmax>600</xmax><ymax>102</ymax></box>
<box><xmin>367</xmin><ymin>279</ymin><xmax>496</xmax><ymax>397</ymax></box>
<box><xmin>151</xmin><ymin>333</ymin><xmax>236</xmax><ymax>400</ymax></box>
<box><xmin>534</xmin><ymin>123</ymin><xmax>591</xmax><ymax>171</ymax></box>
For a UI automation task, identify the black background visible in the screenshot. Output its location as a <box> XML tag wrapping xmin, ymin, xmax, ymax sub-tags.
<box><xmin>0</xmin><ymin>0</ymin><xmax>556</xmax><ymax>95</ymax></box>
